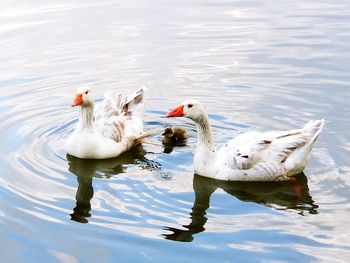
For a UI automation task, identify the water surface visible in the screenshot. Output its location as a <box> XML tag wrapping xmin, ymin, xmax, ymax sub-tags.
<box><xmin>0</xmin><ymin>0</ymin><xmax>350</xmax><ymax>262</ymax></box>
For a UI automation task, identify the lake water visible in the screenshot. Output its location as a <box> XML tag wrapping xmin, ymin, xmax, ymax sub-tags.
<box><xmin>0</xmin><ymin>0</ymin><xmax>350</xmax><ymax>262</ymax></box>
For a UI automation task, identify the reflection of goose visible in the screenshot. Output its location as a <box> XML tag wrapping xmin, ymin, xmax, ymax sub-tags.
<box><xmin>67</xmin><ymin>146</ymin><xmax>146</xmax><ymax>223</ymax></box>
<box><xmin>166</xmin><ymin>100</ymin><xmax>324</xmax><ymax>181</ymax></box>
<box><xmin>163</xmin><ymin>173</ymin><xmax>317</xmax><ymax>242</ymax></box>
<box><xmin>67</xmin><ymin>86</ymin><xmax>149</xmax><ymax>159</ymax></box>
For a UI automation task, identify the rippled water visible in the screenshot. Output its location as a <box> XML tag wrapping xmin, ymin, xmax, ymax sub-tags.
<box><xmin>1</xmin><ymin>0</ymin><xmax>350</xmax><ymax>262</ymax></box>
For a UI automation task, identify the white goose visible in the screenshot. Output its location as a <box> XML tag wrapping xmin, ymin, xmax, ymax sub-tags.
<box><xmin>166</xmin><ymin>100</ymin><xmax>324</xmax><ymax>181</ymax></box>
<box><xmin>67</xmin><ymin>86</ymin><xmax>147</xmax><ymax>159</ymax></box>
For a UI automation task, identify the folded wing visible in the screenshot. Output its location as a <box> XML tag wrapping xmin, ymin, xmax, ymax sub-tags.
<box><xmin>94</xmin><ymin>86</ymin><xmax>146</xmax><ymax>142</ymax></box>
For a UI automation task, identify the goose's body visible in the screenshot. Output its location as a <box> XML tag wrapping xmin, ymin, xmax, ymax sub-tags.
<box><xmin>167</xmin><ymin>100</ymin><xmax>324</xmax><ymax>181</ymax></box>
<box><xmin>67</xmin><ymin>86</ymin><xmax>146</xmax><ymax>159</ymax></box>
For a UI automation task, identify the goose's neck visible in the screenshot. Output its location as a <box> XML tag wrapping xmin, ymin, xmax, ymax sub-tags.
<box><xmin>194</xmin><ymin>114</ymin><xmax>215</xmax><ymax>152</ymax></box>
<box><xmin>78</xmin><ymin>104</ymin><xmax>94</xmax><ymax>130</ymax></box>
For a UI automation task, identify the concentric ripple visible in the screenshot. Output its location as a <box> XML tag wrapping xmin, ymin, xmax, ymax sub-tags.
<box><xmin>0</xmin><ymin>83</ymin><xmax>199</xmax><ymax>239</ymax></box>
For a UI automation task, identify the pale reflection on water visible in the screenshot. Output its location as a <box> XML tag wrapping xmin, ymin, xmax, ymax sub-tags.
<box><xmin>0</xmin><ymin>0</ymin><xmax>349</xmax><ymax>262</ymax></box>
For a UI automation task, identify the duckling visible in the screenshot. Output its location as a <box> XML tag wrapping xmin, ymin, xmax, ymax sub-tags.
<box><xmin>162</xmin><ymin>127</ymin><xmax>188</xmax><ymax>145</ymax></box>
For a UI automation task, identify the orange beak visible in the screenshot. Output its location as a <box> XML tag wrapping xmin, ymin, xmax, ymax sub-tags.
<box><xmin>71</xmin><ymin>94</ymin><xmax>83</xmax><ymax>107</ymax></box>
<box><xmin>167</xmin><ymin>105</ymin><xmax>184</xmax><ymax>117</ymax></box>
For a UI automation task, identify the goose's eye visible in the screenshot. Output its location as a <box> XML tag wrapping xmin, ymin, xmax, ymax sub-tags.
<box><xmin>85</xmin><ymin>91</ymin><xmax>89</xmax><ymax>95</ymax></box>
<box><xmin>188</xmin><ymin>104</ymin><xmax>193</xmax><ymax>108</ymax></box>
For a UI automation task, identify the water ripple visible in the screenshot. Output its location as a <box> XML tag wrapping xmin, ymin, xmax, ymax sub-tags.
<box><xmin>0</xmin><ymin>0</ymin><xmax>349</xmax><ymax>261</ymax></box>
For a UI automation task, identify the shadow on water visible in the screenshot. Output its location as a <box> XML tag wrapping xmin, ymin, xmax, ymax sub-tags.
<box><xmin>162</xmin><ymin>142</ymin><xmax>187</xmax><ymax>154</ymax></box>
<box><xmin>67</xmin><ymin>145</ymin><xmax>160</xmax><ymax>223</ymax></box>
<box><xmin>162</xmin><ymin>173</ymin><xmax>318</xmax><ymax>242</ymax></box>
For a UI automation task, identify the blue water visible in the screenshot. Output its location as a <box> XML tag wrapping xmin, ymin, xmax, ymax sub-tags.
<box><xmin>0</xmin><ymin>0</ymin><xmax>350</xmax><ymax>262</ymax></box>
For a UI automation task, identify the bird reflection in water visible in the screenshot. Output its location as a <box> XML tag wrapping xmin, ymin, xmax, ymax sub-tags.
<box><xmin>67</xmin><ymin>145</ymin><xmax>160</xmax><ymax>223</ymax></box>
<box><xmin>162</xmin><ymin>173</ymin><xmax>318</xmax><ymax>242</ymax></box>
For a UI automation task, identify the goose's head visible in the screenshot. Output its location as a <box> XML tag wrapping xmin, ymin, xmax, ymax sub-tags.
<box><xmin>167</xmin><ymin>99</ymin><xmax>206</xmax><ymax>122</ymax></box>
<box><xmin>71</xmin><ymin>87</ymin><xmax>94</xmax><ymax>107</ymax></box>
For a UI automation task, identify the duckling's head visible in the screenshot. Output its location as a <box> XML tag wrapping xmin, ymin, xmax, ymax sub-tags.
<box><xmin>162</xmin><ymin>127</ymin><xmax>174</xmax><ymax>138</ymax></box>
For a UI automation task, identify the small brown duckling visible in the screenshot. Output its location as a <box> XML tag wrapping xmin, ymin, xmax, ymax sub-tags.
<box><xmin>162</xmin><ymin>127</ymin><xmax>188</xmax><ymax>145</ymax></box>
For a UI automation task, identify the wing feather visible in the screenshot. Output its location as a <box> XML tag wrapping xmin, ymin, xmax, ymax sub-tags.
<box><xmin>94</xmin><ymin>87</ymin><xmax>145</xmax><ymax>142</ymax></box>
<box><xmin>219</xmin><ymin>128</ymin><xmax>309</xmax><ymax>172</ymax></box>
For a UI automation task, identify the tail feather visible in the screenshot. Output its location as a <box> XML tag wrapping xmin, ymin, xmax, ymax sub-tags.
<box><xmin>283</xmin><ymin>119</ymin><xmax>324</xmax><ymax>176</ymax></box>
<box><xmin>303</xmin><ymin>119</ymin><xmax>325</xmax><ymax>143</ymax></box>
<box><xmin>134</xmin><ymin>128</ymin><xmax>164</xmax><ymax>144</ymax></box>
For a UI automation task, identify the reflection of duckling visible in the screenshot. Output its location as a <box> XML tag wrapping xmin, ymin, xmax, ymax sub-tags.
<box><xmin>162</xmin><ymin>127</ymin><xmax>188</xmax><ymax>145</ymax></box>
